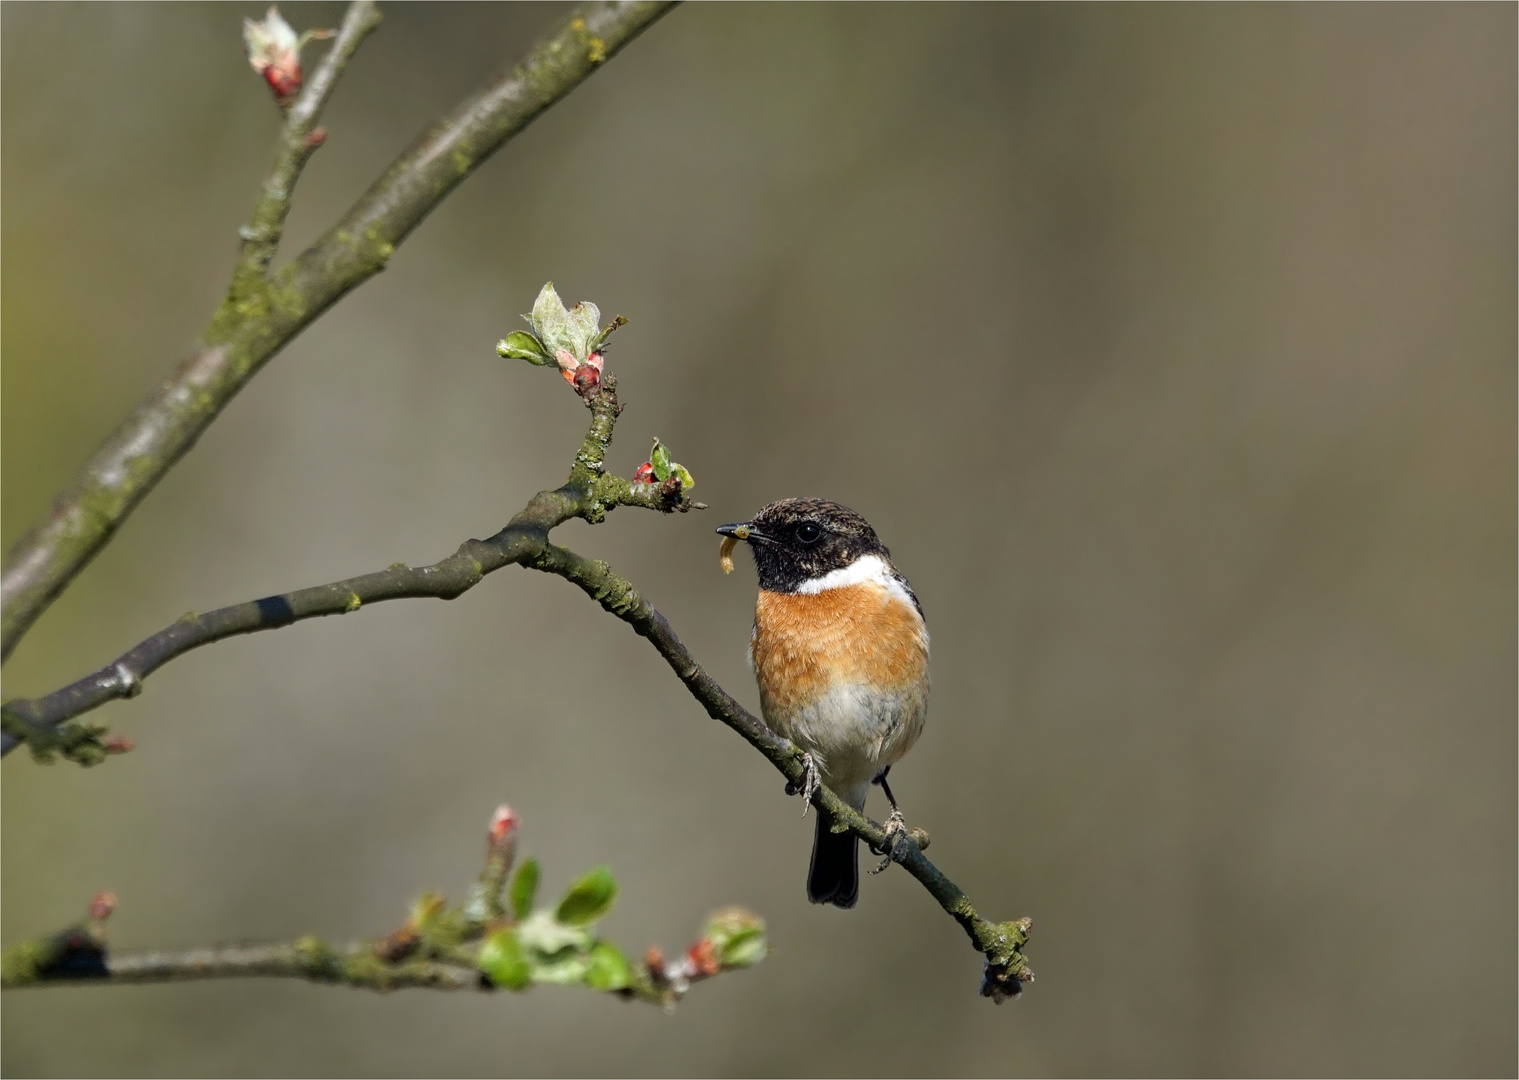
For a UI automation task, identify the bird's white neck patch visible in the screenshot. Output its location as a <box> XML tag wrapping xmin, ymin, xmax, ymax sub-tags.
<box><xmin>795</xmin><ymin>554</ymin><xmax>893</xmax><ymax>595</ymax></box>
<box><xmin>795</xmin><ymin>552</ymin><xmax>887</xmax><ymax>595</ymax></box>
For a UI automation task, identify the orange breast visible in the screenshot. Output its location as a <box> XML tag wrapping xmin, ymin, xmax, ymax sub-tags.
<box><xmin>751</xmin><ymin>582</ymin><xmax>929</xmax><ymax>723</ymax></box>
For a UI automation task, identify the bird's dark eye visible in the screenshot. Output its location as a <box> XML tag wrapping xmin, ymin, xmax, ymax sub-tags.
<box><xmin>796</xmin><ymin>522</ymin><xmax>823</xmax><ymax>545</ymax></box>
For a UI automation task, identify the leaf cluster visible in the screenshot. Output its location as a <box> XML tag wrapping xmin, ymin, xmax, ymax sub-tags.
<box><xmin>477</xmin><ymin>864</ymin><xmax>633</xmax><ymax>992</ymax></box>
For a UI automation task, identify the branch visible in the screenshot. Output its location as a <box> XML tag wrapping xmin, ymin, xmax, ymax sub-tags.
<box><xmin>1</xmin><ymin>375</ymin><xmax>698</xmax><ymax>758</ymax></box>
<box><xmin>2</xmin><ymin>806</ymin><xmax>767</xmax><ymax>1006</ymax></box>
<box><xmin>527</xmin><ymin>544</ymin><xmax>1035</xmax><ymax>1001</ymax></box>
<box><xmin>0</xmin><ymin>0</ymin><xmax>679</xmax><ymax>662</ymax></box>
<box><xmin>5</xmin><ymin>939</ymin><xmax>482</xmax><ymax>992</ymax></box>
<box><xmin>2</xmin><ymin>353</ymin><xmax>1034</xmax><ymax>998</ymax></box>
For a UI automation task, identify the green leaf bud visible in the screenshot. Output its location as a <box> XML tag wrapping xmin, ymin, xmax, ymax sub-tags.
<box><xmin>526</xmin><ymin>282</ymin><xmax>601</xmax><ymax>366</ymax></box>
<box><xmin>645</xmin><ymin>438</ymin><xmax>694</xmax><ymax>490</ymax></box>
<box><xmin>704</xmin><ymin>907</ymin><xmax>768</xmax><ymax>969</ymax></box>
<box><xmin>649</xmin><ymin>437</ymin><xmax>673</xmax><ymax>482</ymax></box>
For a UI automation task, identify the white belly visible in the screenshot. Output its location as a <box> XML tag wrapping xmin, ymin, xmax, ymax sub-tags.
<box><xmin>776</xmin><ymin>680</ymin><xmax>928</xmax><ymax>807</ymax></box>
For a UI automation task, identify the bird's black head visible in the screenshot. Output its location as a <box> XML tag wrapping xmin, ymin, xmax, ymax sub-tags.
<box><xmin>717</xmin><ymin>498</ymin><xmax>889</xmax><ymax>593</ymax></box>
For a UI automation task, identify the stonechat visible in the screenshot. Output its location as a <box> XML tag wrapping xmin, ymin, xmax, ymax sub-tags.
<box><xmin>717</xmin><ymin>499</ymin><xmax>929</xmax><ymax>908</ymax></box>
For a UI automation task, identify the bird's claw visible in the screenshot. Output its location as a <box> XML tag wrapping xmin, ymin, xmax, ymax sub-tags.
<box><xmin>869</xmin><ymin>808</ymin><xmax>911</xmax><ymax>874</ymax></box>
<box><xmin>784</xmin><ymin>752</ymin><xmax>822</xmax><ymax>818</ymax></box>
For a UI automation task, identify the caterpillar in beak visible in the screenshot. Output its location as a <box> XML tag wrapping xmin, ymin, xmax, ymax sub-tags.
<box><xmin>718</xmin><ymin>523</ymin><xmax>750</xmax><ymax>574</ymax></box>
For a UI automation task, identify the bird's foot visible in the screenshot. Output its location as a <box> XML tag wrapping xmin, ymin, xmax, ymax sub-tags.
<box><xmin>869</xmin><ymin>808</ymin><xmax>911</xmax><ymax>875</ymax></box>
<box><xmin>784</xmin><ymin>752</ymin><xmax>822</xmax><ymax>818</ymax></box>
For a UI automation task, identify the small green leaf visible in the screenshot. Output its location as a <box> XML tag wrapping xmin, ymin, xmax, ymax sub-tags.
<box><xmin>704</xmin><ymin>907</ymin><xmax>768</xmax><ymax>968</ymax></box>
<box><xmin>649</xmin><ymin>438</ymin><xmax>672</xmax><ymax>482</ymax></box>
<box><xmin>497</xmin><ymin>331</ymin><xmax>553</xmax><ymax>364</ymax></box>
<box><xmin>584</xmin><ymin>941</ymin><xmax>632</xmax><ymax>991</ymax></box>
<box><xmin>509</xmin><ymin>857</ymin><xmax>540</xmax><ymax>922</ymax></box>
<box><xmin>555</xmin><ymin>866</ymin><xmax>618</xmax><ymax>926</ymax></box>
<box><xmin>670</xmin><ymin>463</ymin><xmax>695</xmax><ymax>490</ymax></box>
<box><xmin>478</xmin><ymin>928</ymin><xmax>532</xmax><ymax>991</ymax></box>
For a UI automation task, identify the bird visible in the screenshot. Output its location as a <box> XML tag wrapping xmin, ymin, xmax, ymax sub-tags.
<box><xmin>717</xmin><ymin>498</ymin><xmax>929</xmax><ymax>908</ymax></box>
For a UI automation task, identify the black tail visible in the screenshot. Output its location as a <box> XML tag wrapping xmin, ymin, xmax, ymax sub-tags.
<box><xmin>807</xmin><ymin>814</ymin><xmax>859</xmax><ymax>908</ymax></box>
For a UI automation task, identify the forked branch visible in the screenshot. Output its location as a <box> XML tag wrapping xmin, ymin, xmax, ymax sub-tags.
<box><xmin>0</xmin><ymin>376</ymin><xmax>697</xmax><ymax>758</ymax></box>
<box><xmin>0</xmin><ymin>0</ymin><xmax>678</xmax><ymax>661</ymax></box>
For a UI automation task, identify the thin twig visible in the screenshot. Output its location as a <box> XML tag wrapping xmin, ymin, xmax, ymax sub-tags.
<box><xmin>528</xmin><ymin>543</ymin><xmax>1035</xmax><ymax>1000</ymax></box>
<box><xmin>1</xmin><ymin>376</ymin><xmax>697</xmax><ymax>755</ymax></box>
<box><xmin>234</xmin><ymin>0</ymin><xmax>384</xmax><ymax>285</ymax></box>
<box><xmin>5</xmin><ymin>939</ymin><xmax>482</xmax><ymax>991</ymax></box>
<box><xmin>0</xmin><ymin>934</ymin><xmax>749</xmax><ymax>1003</ymax></box>
<box><xmin>0</xmin><ymin>1</ymin><xmax>678</xmax><ymax>662</ymax></box>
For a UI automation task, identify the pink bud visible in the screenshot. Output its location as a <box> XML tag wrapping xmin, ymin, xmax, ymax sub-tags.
<box><xmin>686</xmin><ymin>937</ymin><xmax>721</xmax><ymax>978</ymax></box>
<box><xmin>242</xmin><ymin>7</ymin><xmax>332</xmax><ymax>108</ymax></box>
<box><xmin>102</xmin><ymin>735</ymin><xmax>135</xmax><ymax>755</ymax></box>
<box><xmin>488</xmin><ymin>804</ymin><xmax>518</xmax><ymax>846</ymax></box>
<box><xmin>89</xmin><ymin>891</ymin><xmax>117</xmax><ymax>921</ymax></box>
<box><xmin>262</xmin><ymin>62</ymin><xmax>301</xmax><ymax>103</ymax></box>
<box><xmin>632</xmin><ymin>463</ymin><xmax>656</xmax><ymax>484</ymax></box>
<box><xmin>243</xmin><ymin>7</ymin><xmax>303</xmax><ymax>105</ymax></box>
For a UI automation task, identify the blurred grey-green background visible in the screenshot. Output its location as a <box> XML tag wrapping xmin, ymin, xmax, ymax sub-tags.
<box><xmin>2</xmin><ymin>3</ymin><xmax>1514</xmax><ymax>1076</ymax></box>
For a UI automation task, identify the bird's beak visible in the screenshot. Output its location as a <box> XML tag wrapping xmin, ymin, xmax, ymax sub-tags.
<box><xmin>718</xmin><ymin>521</ymin><xmax>776</xmax><ymax>546</ymax></box>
